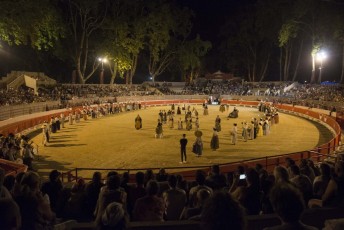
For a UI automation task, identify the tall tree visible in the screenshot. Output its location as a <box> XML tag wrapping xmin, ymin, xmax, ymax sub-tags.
<box><xmin>145</xmin><ymin>1</ymin><xmax>193</xmax><ymax>82</ymax></box>
<box><xmin>0</xmin><ymin>0</ymin><xmax>63</xmax><ymax>50</ymax></box>
<box><xmin>178</xmin><ymin>35</ymin><xmax>211</xmax><ymax>83</ymax></box>
<box><xmin>62</xmin><ymin>0</ymin><xmax>107</xmax><ymax>84</ymax></box>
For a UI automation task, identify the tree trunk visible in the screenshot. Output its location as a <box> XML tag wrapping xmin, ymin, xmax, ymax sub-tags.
<box><xmin>110</xmin><ymin>62</ymin><xmax>118</xmax><ymax>85</ymax></box>
<box><xmin>341</xmin><ymin>44</ymin><xmax>344</xmax><ymax>84</ymax></box>
<box><xmin>259</xmin><ymin>53</ymin><xmax>270</xmax><ymax>82</ymax></box>
<box><xmin>279</xmin><ymin>47</ymin><xmax>283</xmax><ymax>81</ymax></box>
<box><xmin>292</xmin><ymin>39</ymin><xmax>303</xmax><ymax>82</ymax></box>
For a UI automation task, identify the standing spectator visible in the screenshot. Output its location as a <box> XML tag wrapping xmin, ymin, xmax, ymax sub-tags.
<box><xmin>133</xmin><ymin>180</ymin><xmax>165</xmax><ymax>221</ymax></box>
<box><xmin>163</xmin><ymin>175</ymin><xmax>187</xmax><ymax>220</ymax></box>
<box><xmin>180</xmin><ymin>134</ymin><xmax>188</xmax><ymax>163</ymax></box>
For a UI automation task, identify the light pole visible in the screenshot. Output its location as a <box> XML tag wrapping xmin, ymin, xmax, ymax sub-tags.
<box><xmin>98</xmin><ymin>57</ymin><xmax>107</xmax><ymax>84</ymax></box>
<box><xmin>316</xmin><ymin>51</ymin><xmax>327</xmax><ymax>84</ymax></box>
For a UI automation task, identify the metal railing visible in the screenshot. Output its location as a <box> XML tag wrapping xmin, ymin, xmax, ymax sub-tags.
<box><xmin>60</xmin><ymin>144</ymin><xmax>344</xmax><ymax>183</ymax></box>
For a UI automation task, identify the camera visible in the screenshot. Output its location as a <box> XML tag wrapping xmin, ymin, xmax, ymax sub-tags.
<box><xmin>239</xmin><ymin>174</ymin><xmax>246</xmax><ymax>180</ymax></box>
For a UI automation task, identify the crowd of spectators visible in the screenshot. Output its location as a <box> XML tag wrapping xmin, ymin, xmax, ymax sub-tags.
<box><xmin>1</xmin><ymin>81</ymin><xmax>344</xmax><ymax>110</ymax></box>
<box><xmin>1</xmin><ymin>157</ymin><xmax>344</xmax><ymax>229</ymax></box>
<box><xmin>0</xmin><ymin>84</ymin><xmax>155</xmax><ymax>107</ymax></box>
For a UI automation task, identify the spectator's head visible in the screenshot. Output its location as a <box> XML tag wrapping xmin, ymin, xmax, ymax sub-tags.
<box><xmin>245</xmin><ymin>168</ymin><xmax>259</xmax><ymax>187</ymax></box>
<box><xmin>269</xmin><ymin>183</ymin><xmax>305</xmax><ymax>223</ymax></box>
<box><xmin>0</xmin><ymin>198</ymin><xmax>21</xmax><ymax>230</ymax></box>
<box><xmin>4</xmin><ymin>175</ymin><xmax>16</xmax><ymax>192</ymax></box>
<box><xmin>167</xmin><ymin>175</ymin><xmax>177</xmax><ymax>188</ymax></box>
<box><xmin>71</xmin><ymin>178</ymin><xmax>85</xmax><ymax>193</ymax></box>
<box><xmin>144</xmin><ymin>169</ymin><xmax>155</xmax><ymax>183</ymax></box>
<box><xmin>0</xmin><ymin>168</ymin><xmax>5</xmax><ymax>186</ymax></box>
<box><xmin>274</xmin><ymin>166</ymin><xmax>289</xmax><ymax>183</ymax></box>
<box><xmin>146</xmin><ymin>180</ymin><xmax>159</xmax><ymax>196</ymax></box>
<box><xmin>335</xmin><ymin>161</ymin><xmax>344</xmax><ymax>177</ymax></box>
<box><xmin>289</xmin><ymin>165</ymin><xmax>301</xmax><ymax>178</ymax></box>
<box><xmin>92</xmin><ymin>171</ymin><xmax>102</xmax><ymax>183</ymax></box>
<box><xmin>135</xmin><ymin>172</ymin><xmax>145</xmax><ymax>186</ymax></box>
<box><xmin>49</xmin><ymin>170</ymin><xmax>61</xmax><ymax>182</ymax></box>
<box><xmin>285</xmin><ymin>158</ymin><xmax>295</xmax><ymax>168</ymax></box>
<box><xmin>107</xmin><ymin>171</ymin><xmax>118</xmax><ymax>178</ymax></box>
<box><xmin>20</xmin><ymin>172</ymin><xmax>41</xmax><ymax>193</ymax></box>
<box><xmin>121</xmin><ymin>172</ymin><xmax>129</xmax><ymax>183</ymax></box>
<box><xmin>320</xmin><ymin>163</ymin><xmax>331</xmax><ymax>178</ymax></box>
<box><xmin>101</xmin><ymin>202</ymin><xmax>126</xmax><ymax>230</ymax></box>
<box><xmin>211</xmin><ymin>165</ymin><xmax>220</xmax><ymax>175</ymax></box>
<box><xmin>201</xmin><ymin>191</ymin><xmax>246</xmax><ymax>230</ymax></box>
<box><xmin>107</xmin><ymin>175</ymin><xmax>121</xmax><ymax>190</ymax></box>
<box><xmin>300</xmin><ymin>159</ymin><xmax>308</xmax><ymax>168</ymax></box>
<box><xmin>196</xmin><ymin>170</ymin><xmax>206</xmax><ymax>185</ymax></box>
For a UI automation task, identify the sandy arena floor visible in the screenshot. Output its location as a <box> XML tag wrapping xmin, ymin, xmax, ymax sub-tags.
<box><xmin>30</xmin><ymin>105</ymin><xmax>333</xmax><ymax>178</ymax></box>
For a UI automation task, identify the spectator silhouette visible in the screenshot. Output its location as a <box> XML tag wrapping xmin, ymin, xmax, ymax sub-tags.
<box><xmin>264</xmin><ymin>183</ymin><xmax>317</xmax><ymax>230</ymax></box>
<box><xmin>201</xmin><ymin>191</ymin><xmax>246</xmax><ymax>230</ymax></box>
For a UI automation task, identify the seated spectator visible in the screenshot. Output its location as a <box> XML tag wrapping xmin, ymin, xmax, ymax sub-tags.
<box><xmin>127</xmin><ymin>172</ymin><xmax>146</xmax><ymax>218</ymax></box>
<box><xmin>133</xmin><ymin>180</ymin><xmax>165</xmax><ymax>221</ymax></box>
<box><xmin>231</xmin><ymin>168</ymin><xmax>261</xmax><ymax>215</ymax></box>
<box><xmin>201</xmin><ymin>191</ymin><xmax>246</xmax><ymax>230</ymax></box>
<box><xmin>41</xmin><ymin>169</ymin><xmax>63</xmax><ymax>213</ymax></box>
<box><xmin>0</xmin><ymin>198</ymin><xmax>21</xmax><ymax>230</ymax></box>
<box><xmin>163</xmin><ymin>175</ymin><xmax>187</xmax><ymax>220</ymax></box>
<box><xmin>120</xmin><ymin>172</ymin><xmax>130</xmax><ymax>195</ymax></box>
<box><xmin>274</xmin><ymin>166</ymin><xmax>290</xmax><ymax>184</ymax></box>
<box><xmin>94</xmin><ymin>174</ymin><xmax>127</xmax><ymax>225</ymax></box>
<box><xmin>309</xmin><ymin>161</ymin><xmax>344</xmax><ymax>208</ymax></box>
<box><xmin>264</xmin><ymin>183</ymin><xmax>317</xmax><ymax>230</ymax></box>
<box><xmin>3</xmin><ymin>175</ymin><xmax>16</xmax><ymax>195</ymax></box>
<box><xmin>313</xmin><ymin>163</ymin><xmax>331</xmax><ymax>199</ymax></box>
<box><xmin>189</xmin><ymin>170</ymin><xmax>213</xmax><ymax>208</ymax></box>
<box><xmin>144</xmin><ymin>169</ymin><xmax>155</xmax><ymax>186</ymax></box>
<box><xmin>299</xmin><ymin>159</ymin><xmax>315</xmax><ymax>183</ymax></box>
<box><xmin>180</xmin><ymin>188</ymin><xmax>211</xmax><ymax>220</ymax></box>
<box><xmin>289</xmin><ymin>165</ymin><xmax>313</xmax><ymax>203</ymax></box>
<box><xmin>307</xmin><ymin>159</ymin><xmax>320</xmax><ymax>177</ymax></box>
<box><xmin>0</xmin><ymin>168</ymin><xmax>12</xmax><ymax>199</ymax></box>
<box><xmin>64</xmin><ymin>178</ymin><xmax>87</xmax><ymax>220</ymax></box>
<box><xmin>101</xmin><ymin>202</ymin><xmax>128</xmax><ymax>230</ymax></box>
<box><xmin>85</xmin><ymin>171</ymin><xmax>104</xmax><ymax>218</ymax></box>
<box><xmin>14</xmin><ymin>171</ymin><xmax>56</xmax><ymax>229</ymax></box>
<box><xmin>156</xmin><ymin>168</ymin><xmax>169</xmax><ymax>182</ymax></box>
<box><xmin>176</xmin><ymin>174</ymin><xmax>188</xmax><ymax>194</ymax></box>
<box><xmin>205</xmin><ymin>165</ymin><xmax>227</xmax><ymax>190</ymax></box>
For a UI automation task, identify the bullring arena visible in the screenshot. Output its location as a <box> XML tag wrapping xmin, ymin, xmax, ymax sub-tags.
<box><xmin>21</xmin><ymin>100</ymin><xmax>338</xmax><ymax>179</ymax></box>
